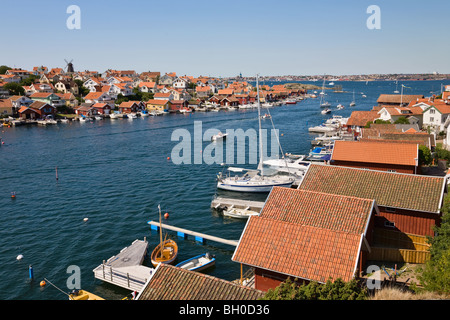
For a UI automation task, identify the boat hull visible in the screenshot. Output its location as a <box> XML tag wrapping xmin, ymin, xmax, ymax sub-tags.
<box><xmin>217</xmin><ymin>181</ymin><xmax>294</xmax><ymax>193</ymax></box>
<box><xmin>175</xmin><ymin>254</ymin><xmax>215</xmax><ymax>272</ymax></box>
<box><xmin>151</xmin><ymin>239</ymin><xmax>178</xmax><ymax>267</ymax></box>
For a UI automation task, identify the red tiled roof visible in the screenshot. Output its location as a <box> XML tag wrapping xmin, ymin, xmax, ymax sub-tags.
<box><xmin>260</xmin><ymin>188</ymin><xmax>374</xmax><ymax>234</ymax></box>
<box><xmin>232</xmin><ymin>187</ymin><xmax>374</xmax><ymax>283</ymax></box>
<box><xmin>299</xmin><ymin>164</ymin><xmax>445</xmax><ymax>213</ymax></box>
<box><xmin>84</xmin><ymin>92</ymin><xmax>107</xmax><ymax>100</ymax></box>
<box><xmin>346</xmin><ymin>111</ymin><xmax>379</xmax><ymax>127</ymax></box>
<box><xmin>233</xmin><ymin>216</ymin><xmax>362</xmax><ymax>283</ymax></box>
<box><xmin>377</xmin><ymin>94</ymin><xmax>424</xmax><ymax>104</ymax></box>
<box><xmin>331</xmin><ymin>140</ymin><xmax>418</xmax><ymax>166</ymax></box>
<box><xmin>138</xmin><ymin>264</ymin><xmax>264</xmax><ymax>300</ymax></box>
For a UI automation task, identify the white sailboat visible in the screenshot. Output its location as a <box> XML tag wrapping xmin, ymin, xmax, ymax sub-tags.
<box><xmin>350</xmin><ymin>90</ymin><xmax>356</xmax><ymax>106</ymax></box>
<box><xmin>216</xmin><ymin>75</ymin><xmax>295</xmax><ymax>193</ymax></box>
<box><xmin>319</xmin><ymin>77</ymin><xmax>331</xmax><ymax>107</ymax></box>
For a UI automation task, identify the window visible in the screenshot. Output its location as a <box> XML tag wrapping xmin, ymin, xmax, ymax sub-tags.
<box><xmin>387</xmin><ymin>169</ymin><xmax>397</xmax><ymax>173</ymax></box>
<box><xmin>385</xmin><ymin>207</ymin><xmax>396</xmax><ymax>213</ymax></box>
<box><xmin>430</xmin><ymin>109</ymin><xmax>435</xmax><ymax>114</ymax></box>
<box><xmin>430</xmin><ymin>117</ymin><xmax>434</xmax><ymax>122</ymax></box>
<box><xmin>384</xmin><ymin>221</ymin><xmax>395</xmax><ymax>228</ymax></box>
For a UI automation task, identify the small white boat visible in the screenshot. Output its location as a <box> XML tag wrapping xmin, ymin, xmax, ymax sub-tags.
<box><xmin>328</xmin><ymin>82</ymin><xmax>335</xmax><ymax>86</ymax></box>
<box><xmin>260</xmin><ymin>113</ymin><xmax>271</xmax><ymax>120</ymax></box>
<box><xmin>109</xmin><ymin>113</ymin><xmax>119</xmax><ymax>119</ymax></box>
<box><xmin>227</xmin><ymin>106</ymin><xmax>236</xmax><ymax>111</ymax></box>
<box><xmin>175</xmin><ymin>253</ymin><xmax>216</xmax><ymax>272</ymax></box>
<box><xmin>95</xmin><ymin>115</ymin><xmax>103</xmax><ymax>120</ymax></box>
<box><xmin>321</xmin><ymin>108</ymin><xmax>331</xmax><ymax>114</ymax></box>
<box><xmin>336</xmin><ymin>104</ymin><xmax>344</xmax><ymax>110</ymax></box>
<box><xmin>222</xmin><ymin>206</ymin><xmax>259</xmax><ymax>219</ymax></box>
<box><xmin>60</xmin><ymin>118</ymin><xmax>69</xmax><ymax>123</ymax></box>
<box><xmin>212</xmin><ymin>131</ymin><xmax>228</xmax><ymax>141</ymax></box>
<box><xmin>127</xmin><ymin>113</ymin><xmax>138</xmax><ymax>119</ymax></box>
<box><xmin>139</xmin><ymin>111</ymin><xmax>150</xmax><ymax>117</ymax></box>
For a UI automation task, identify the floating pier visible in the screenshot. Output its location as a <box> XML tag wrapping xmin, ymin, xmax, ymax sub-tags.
<box><xmin>93</xmin><ymin>238</ymin><xmax>153</xmax><ymax>292</ymax></box>
<box><xmin>210</xmin><ymin>197</ymin><xmax>265</xmax><ymax>213</ymax></box>
<box><xmin>147</xmin><ymin>221</ymin><xmax>239</xmax><ymax>247</ymax></box>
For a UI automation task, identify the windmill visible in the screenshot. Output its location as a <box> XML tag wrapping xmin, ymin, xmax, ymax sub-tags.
<box><xmin>64</xmin><ymin>59</ymin><xmax>74</xmax><ymax>73</ymax></box>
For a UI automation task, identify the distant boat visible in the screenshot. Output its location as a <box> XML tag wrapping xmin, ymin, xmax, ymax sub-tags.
<box><xmin>321</xmin><ymin>108</ymin><xmax>331</xmax><ymax>115</ymax></box>
<box><xmin>350</xmin><ymin>90</ymin><xmax>356</xmax><ymax>106</ymax></box>
<box><xmin>328</xmin><ymin>82</ymin><xmax>335</xmax><ymax>86</ymax></box>
<box><xmin>176</xmin><ymin>253</ymin><xmax>216</xmax><ymax>272</ymax></box>
<box><xmin>394</xmin><ymin>80</ymin><xmax>400</xmax><ymax>93</ymax></box>
<box><xmin>260</xmin><ymin>113</ymin><xmax>271</xmax><ymax>120</ymax></box>
<box><xmin>337</xmin><ymin>104</ymin><xmax>344</xmax><ymax>110</ymax></box>
<box><xmin>211</xmin><ymin>131</ymin><xmax>228</xmax><ymax>141</ymax></box>
<box><xmin>319</xmin><ymin>78</ymin><xmax>331</xmax><ymax>107</ymax></box>
<box><xmin>222</xmin><ymin>206</ymin><xmax>259</xmax><ymax>219</ymax></box>
<box><xmin>285</xmin><ymin>99</ymin><xmax>297</xmax><ymax>104</ymax></box>
<box><xmin>95</xmin><ymin>115</ymin><xmax>103</xmax><ymax>120</ymax></box>
<box><xmin>150</xmin><ymin>205</ymin><xmax>178</xmax><ymax>267</ymax></box>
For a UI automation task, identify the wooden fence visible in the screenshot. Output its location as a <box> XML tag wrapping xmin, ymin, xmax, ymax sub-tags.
<box><xmin>368</xmin><ymin>247</ymin><xmax>430</xmax><ymax>264</ymax></box>
<box><xmin>369</xmin><ymin>228</ymin><xmax>431</xmax><ymax>263</ymax></box>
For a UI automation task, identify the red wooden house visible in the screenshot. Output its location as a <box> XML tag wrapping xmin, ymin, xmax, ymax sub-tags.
<box><xmin>118</xmin><ymin>101</ymin><xmax>140</xmax><ymax>114</ymax></box>
<box><xmin>232</xmin><ymin>187</ymin><xmax>376</xmax><ymax>292</ymax></box>
<box><xmin>330</xmin><ymin>140</ymin><xmax>420</xmax><ymax>174</ymax></box>
<box><xmin>299</xmin><ymin>164</ymin><xmax>446</xmax><ymax>238</ymax></box>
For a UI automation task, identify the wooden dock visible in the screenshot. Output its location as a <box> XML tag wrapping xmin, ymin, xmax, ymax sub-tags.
<box><xmin>210</xmin><ymin>197</ymin><xmax>265</xmax><ymax>212</ymax></box>
<box><xmin>93</xmin><ymin>238</ymin><xmax>153</xmax><ymax>292</ymax></box>
<box><xmin>147</xmin><ymin>221</ymin><xmax>239</xmax><ymax>247</ymax></box>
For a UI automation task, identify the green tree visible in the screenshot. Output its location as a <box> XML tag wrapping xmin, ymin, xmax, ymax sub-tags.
<box><xmin>417</xmin><ymin>193</ymin><xmax>450</xmax><ymax>295</ymax></box>
<box><xmin>418</xmin><ymin>145</ymin><xmax>432</xmax><ymax>165</ymax></box>
<box><xmin>0</xmin><ymin>65</ymin><xmax>11</xmax><ymax>74</ymax></box>
<box><xmin>20</xmin><ymin>75</ymin><xmax>38</xmax><ymax>86</ymax></box>
<box><xmin>260</xmin><ymin>277</ymin><xmax>367</xmax><ymax>300</ymax></box>
<box><xmin>394</xmin><ymin>116</ymin><xmax>410</xmax><ymax>124</ymax></box>
<box><xmin>3</xmin><ymin>82</ymin><xmax>25</xmax><ymax>95</ymax></box>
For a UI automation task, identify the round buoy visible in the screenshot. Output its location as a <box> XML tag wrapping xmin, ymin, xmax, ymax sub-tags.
<box><xmin>16</xmin><ymin>254</ymin><xmax>24</xmax><ymax>261</ymax></box>
<box><xmin>83</xmin><ymin>217</ymin><xmax>89</xmax><ymax>222</ymax></box>
<box><xmin>281</xmin><ymin>133</ymin><xmax>284</xmax><ymax>136</ymax></box>
<box><xmin>164</xmin><ymin>212</ymin><xmax>169</xmax><ymax>219</ymax></box>
<box><xmin>167</xmin><ymin>157</ymin><xmax>170</xmax><ymax>160</ymax></box>
<box><xmin>40</xmin><ymin>280</ymin><xmax>46</xmax><ymax>287</ymax></box>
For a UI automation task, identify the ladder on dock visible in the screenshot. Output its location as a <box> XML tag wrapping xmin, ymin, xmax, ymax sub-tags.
<box><xmin>93</xmin><ymin>238</ymin><xmax>153</xmax><ymax>292</ymax></box>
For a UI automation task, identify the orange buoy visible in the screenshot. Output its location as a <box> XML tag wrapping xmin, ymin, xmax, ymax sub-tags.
<box><xmin>164</xmin><ymin>212</ymin><xmax>169</xmax><ymax>219</ymax></box>
<box><xmin>40</xmin><ymin>280</ymin><xmax>46</xmax><ymax>287</ymax></box>
<box><xmin>167</xmin><ymin>157</ymin><xmax>170</xmax><ymax>160</ymax></box>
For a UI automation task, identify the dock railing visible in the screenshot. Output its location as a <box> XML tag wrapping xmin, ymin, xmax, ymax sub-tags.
<box><xmin>93</xmin><ymin>263</ymin><xmax>151</xmax><ymax>292</ymax></box>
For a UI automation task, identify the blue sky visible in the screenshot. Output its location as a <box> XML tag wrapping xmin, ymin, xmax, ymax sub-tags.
<box><xmin>2</xmin><ymin>0</ymin><xmax>449</xmax><ymax>77</ymax></box>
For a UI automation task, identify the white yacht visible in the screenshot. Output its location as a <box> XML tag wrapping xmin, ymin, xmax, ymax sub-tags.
<box><xmin>217</xmin><ymin>75</ymin><xmax>295</xmax><ymax>193</ymax></box>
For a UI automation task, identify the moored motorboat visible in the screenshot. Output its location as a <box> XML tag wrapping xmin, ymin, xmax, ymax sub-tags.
<box><xmin>211</xmin><ymin>131</ymin><xmax>228</xmax><ymax>141</ymax></box>
<box><xmin>321</xmin><ymin>108</ymin><xmax>331</xmax><ymax>114</ymax></box>
<box><xmin>175</xmin><ymin>253</ymin><xmax>216</xmax><ymax>272</ymax></box>
<box><xmin>222</xmin><ymin>206</ymin><xmax>259</xmax><ymax>219</ymax></box>
<box><xmin>69</xmin><ymin>289</ymin><xmax>104</xmax><ymax>300</ymax></box>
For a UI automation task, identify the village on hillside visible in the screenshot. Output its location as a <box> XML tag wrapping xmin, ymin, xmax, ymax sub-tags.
<box><xmin>1</xmin><ymin>64</ymin><xmax>450</xmax><ymax>301</ymax></box>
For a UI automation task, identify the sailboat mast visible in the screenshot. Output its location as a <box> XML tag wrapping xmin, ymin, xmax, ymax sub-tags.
<box><xmin>256</xmin><ymin>74</ymin><xmax>264</xmax><ymax>175</ymax></box>
<box><xmin>158</xmin><ymin>205</ymin><xmax>163</xmax><ymax>258</ymax></box>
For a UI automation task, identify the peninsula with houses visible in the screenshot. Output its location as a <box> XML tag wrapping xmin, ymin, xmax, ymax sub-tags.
<box><xmin>1</xmin><ymin>63</ymin><xmax>449</xmax><ymax>301</ymax></box>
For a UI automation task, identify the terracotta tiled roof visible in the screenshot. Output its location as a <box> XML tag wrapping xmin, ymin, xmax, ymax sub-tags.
<box><xmin>346</xmin><ymin>111</ymin><xmax>380</xmax><ymax>127</ymax></box>
<box><xmin>233</xmin><ymin>216</ymin><xmax>363</xmax><ymax>283</ymax></box>
<box><xmin>377</xmin><ymin>94</ymin><xmax>424</xmax><ymax>104</ymax></box>
<box><xmin>231</xmin><ymin>187</ymin><xmax>374</xmax><ymax>283</ymax></box>
<box><xmin>331</xmin><ymin>140</ymin><xmax>418</xmax><ymax>166</ymax></box>
<box><xmin>146</xmin><ymin>99</ymin><xmax>168</xmax><ymax>105</ymax></box>
<box><xmin>299</xmin><ymin>164</ymin><xmax>445</xmax><ymax>213</ymax></box>
<box><xmin>84</xmin><ymin>92</ymin><xmax>107</xmax><ymax>100</ymax></box>
<box><xmin>138</xmin><ymin>264</ymin><xmax>264</xmax><ymax>300</ymax></box>
<box><xmin>260</xmin><ymin>187</ymin><xmax>374</xmax><ymax>234</ymax></box>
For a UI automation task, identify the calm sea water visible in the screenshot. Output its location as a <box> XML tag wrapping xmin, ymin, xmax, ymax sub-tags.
<box><xmin>0</xmin><ymin>80</ymin><xmax>448</xmax><ymax>300</ymax></box>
